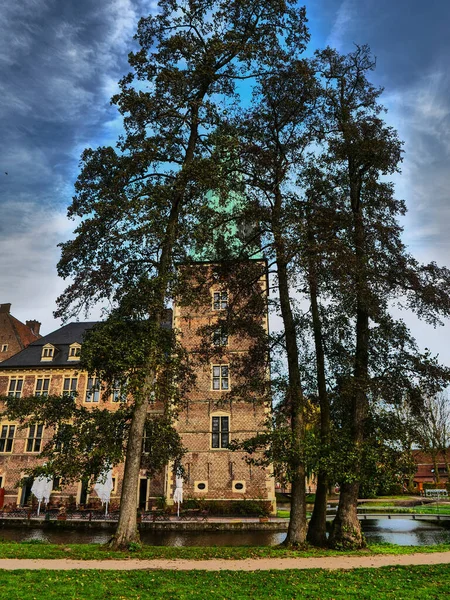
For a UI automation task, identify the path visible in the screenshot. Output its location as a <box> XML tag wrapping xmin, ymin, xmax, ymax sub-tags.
<box><xmin>1</xmin><ymin>552</ymin><xmax>450</xmax><ymax>571</ymax></box>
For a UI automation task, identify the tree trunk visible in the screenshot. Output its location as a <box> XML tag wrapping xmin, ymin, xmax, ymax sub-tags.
<box><xmin>109</xmin><ymin>101</ymin><xmax>204</xmax><ymax>549</ymax></box>
<box><xmin>286</xmin><ymin>465</ymin><xmax>307</xmax><ymax>545</ymax></box>
<box><xmin>307</xmin><ymin>472</ymin><xmax>328</xmax><ymax>546</ymax></box>
<box><xmin>306</xmin><ymin>218</ymin><xmax>330</xmax><ymax>547</ymax></box>
<box><xmin>329</xmin><ymin>481</ymin><xmax>365</xmax><ymax>549</ymax></box>
<box><xmin>272</xmin><ymin>184</ymin><xmax>307</xmax><ymax>546</ymax></box>
<box><xmin>330</xmin><ymin>181</ymin><xmax>368</xmax><ymax>549</ymax></box>
<box><xmin>109</xmin><ymin>391</ymin><xmax>151</xmax><ymax>548</ymax></box>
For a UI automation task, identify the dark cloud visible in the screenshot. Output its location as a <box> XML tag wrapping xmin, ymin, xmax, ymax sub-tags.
<box><xmin>1</xmin><ymin>0</ymin><xmax>449</xmax><ymax>364</ymax></box>
<box><xmin>0</xmin><ymin>0</ymin><xmax>151</xmax><ymax>329</ymax></box>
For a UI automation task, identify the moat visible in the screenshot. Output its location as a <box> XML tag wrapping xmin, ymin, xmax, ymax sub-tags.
<box><xmin>1</xmin><ymin>518</ymin><xmax>450</xmax><ymax>546</ymax></box>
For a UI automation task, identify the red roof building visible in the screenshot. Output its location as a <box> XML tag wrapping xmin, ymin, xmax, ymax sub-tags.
<box><xmin>0</xmin><ymin>303</ymin><xmax>41</xmax><ymax>363</ymax></box>
<box><xmin>412</xmin><ymin>449</ymin><xmax>450</xmax><ymax>491</ymax></box>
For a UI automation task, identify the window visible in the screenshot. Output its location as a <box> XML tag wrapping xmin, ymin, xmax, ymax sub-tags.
<box><xmin>111</xmin><ymin>380</ymin><xmax>126</xmax><ymax>403</ymax></box>
<box><xmin>1</xmin><ymin>344</ymin><xmax>8</xmax><ymax>352</ymax></box>
<box><xmin>63</xmin><ymin>377</ymin><xmax>78</xmax><ymax>398</ymax></box>
<box><xmin>35</xmin><ymin>378</ymin><xmax>50</xmax><ymax>397</ymax></box>
<box><xmin>85</xmin><ymin>377</ymin><xmax>100</xmax><ymax>403</ymax></box>
<box><xmin>26</xmin><ymin>425</ymin><xmax>43</xmax><ymax>452</ymax></box>
<box><xmin>213</xmin><ymin>291</ymin><xmax>228</xmax><ymax>310</ymax></box>
<box><xmin>54</xmin><ymin>423</ymin><xmax>70</xmax><ymax>452</ymax></box>
<box><xmin>8</xmin><ymin>378</ymin><xmax>23</xmax><ymax>398</ymax></box>
<box><xmin>212</xmin><ymin>327</ymin><xmax>228</xmax><ymax>347</ymax></box>
<box><xmin>212</xmin><ymin>365</ymin><xmax>229</xmax><ymax>390</ymax></box>
<box><xmin>212</xmin><ymin>416</ymin><xmax>229</xmax><ymax>448</ymax></box>
<box><xmin>0</xmin><ymin>425</ymin><xmax>15</xmax><ymax>452</ymax></box>
<box><xmin>142</xmin><ymin>427</ymin><xmax>151</xmax><ymax>454</ymax></box>
<box><xmin>68</xmin><ymin>344</ymin><xmax>81</xmax><ymax>361</ymax></box>
<box><xmin>41</xmin><ymin>345</ymin><xmax>55</xmax><ymax>361</ymax></box>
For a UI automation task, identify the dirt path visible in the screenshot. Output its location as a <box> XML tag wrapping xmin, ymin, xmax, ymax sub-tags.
<box><xmin>1</xmin><ymin>552</ymin><xmax>450</xmax><ymax>571</ymax></box>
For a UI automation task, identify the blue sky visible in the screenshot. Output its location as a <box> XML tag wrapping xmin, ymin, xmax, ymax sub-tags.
<box><xmin>1</xmin><ymin>0</ymin><xmax>450</xmax><ymax>363</ymax></box>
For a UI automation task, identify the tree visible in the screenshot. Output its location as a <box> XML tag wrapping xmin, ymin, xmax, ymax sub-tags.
<box><xmin>232</xmin><ymin>59</ymin><xmax>318</xmax><ymax>545</ymax></box>
<box><xmin>311</xmin><ymin>46</ymin><xmax>450</xmax><ymax>548</ymax></box>
<box><xmin>54</xmin><ymin>0</ymin><xmax>310</xmax><ymax>548</ymax></box>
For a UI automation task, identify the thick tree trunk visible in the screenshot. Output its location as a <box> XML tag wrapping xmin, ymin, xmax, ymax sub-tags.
<box><xmin>331</xmin><ymin>181</ymin><xmax>368</xmax><ymax>549</ymax></box>
<box><xmin>307</xmin><ymin>472</ymin><xmax>328</xmax><ymax>546</ymax></box>
<box><xmin>329</xmin><ymin>481</ymin><xmax>365</xmax><ymax>549</ymax></box>
<box><xmin>109</xmin><ymin>391</ymin><xmax>151</xmax><ymax>548</ymax></box>
<box><xmin>286</xmin><ymin>465</ymin><xmax>307</xmax><ymax>545</ymax></box>
<box><xmin>109</xmin><ymin>102</ymin><xmax>204</xmax><ymax>549</ymax></box>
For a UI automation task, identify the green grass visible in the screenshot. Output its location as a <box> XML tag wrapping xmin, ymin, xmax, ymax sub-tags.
<box><xmin>358</xmin><ymin>505</ymin><xmax>450</xmax><ymax>514</ymax></box>
<box><xmin>276</xmin><ymin>509</ymin><xmax>290</xmax><ymax>518</ymax></box>
<box><xmin>0</xmin><ymin>541</ymin><xmax>449</xmax><ymax>560</ymax></box>
<box><xmin>1</xmin><ymin>565</ymin><xmax>450</xmax><ymax>599</ymax></box>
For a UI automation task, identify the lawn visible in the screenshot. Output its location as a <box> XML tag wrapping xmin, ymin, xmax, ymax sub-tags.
<box><xmin>1</xmin><ymin>565</ymin><xmax>450</xmax><ymax>599</ymax></box>
<box><xmin>0</xmin><ymin>541</ymin><xmax>449</xmax><ymax>560</ymax></box>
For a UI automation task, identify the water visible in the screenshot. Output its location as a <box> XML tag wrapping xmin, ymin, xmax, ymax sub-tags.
<box><xmin>1</xmin><ymin>519</ymin><xmax>450</xmax><ymax>546</ymax></box>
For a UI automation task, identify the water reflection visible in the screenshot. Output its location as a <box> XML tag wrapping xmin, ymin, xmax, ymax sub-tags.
<box><xmin>1</xmin><ymin>519</ymin><xmax>449</xmax><ymax>546</ymax></box>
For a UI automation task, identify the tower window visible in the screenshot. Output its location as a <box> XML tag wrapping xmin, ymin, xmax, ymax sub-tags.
<box><xmin>213</xmin><ymin>291</ymin><xmax>228</xmax><ymax>310</ymax></box>
<box><xmin>213</xmin><ymin>327</ymin><xmax>228</xmax><ymax>347</ymax></box>
<box><xmin>212</xmin><ymin>416</ymin><xmax>229</xmax><ymax>448</ymax></box>
<box><xmin>212</xmin><ymin>365</ymin><xmax>229</xmax><ymax>390</ymax></box>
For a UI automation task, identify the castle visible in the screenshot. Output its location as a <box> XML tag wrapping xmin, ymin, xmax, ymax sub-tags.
<box><xmin>0</xmin><ymin>264</ymin><xmax>275</xmax><ymax>511</ymax></box>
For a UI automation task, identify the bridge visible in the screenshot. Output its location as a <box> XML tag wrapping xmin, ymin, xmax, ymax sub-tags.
<box><xmin>324</xmin><ymin>512</ymin><xmax>450</xmax><ymax>522</ymax></box>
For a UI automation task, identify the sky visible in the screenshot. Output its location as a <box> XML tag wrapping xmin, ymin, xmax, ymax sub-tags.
<box><xmin>1</xmin><ymin>0</ymin><xmax>450</xmax><ymax>363</ymax></box>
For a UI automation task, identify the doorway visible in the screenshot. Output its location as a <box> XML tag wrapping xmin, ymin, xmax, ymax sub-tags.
<box><xmin>138</xmin><ymin>478</ymin><xmax>150</xmax><ymax>510</ymax></box>
<box><xmin>19</xmin><ymin>477</ymin><xmax>33</xmax><ymax>506</ymax></box>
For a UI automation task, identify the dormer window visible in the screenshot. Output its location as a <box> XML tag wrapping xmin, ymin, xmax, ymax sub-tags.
<box><xmin>68</xmin><ymin>343</ymin><xmax>81</xmax><ymax>361</ymax></box>
<box><xmin>41</xmin><ymin>344</ymin><xmax>56</xmax><ymax>361</ymax></box>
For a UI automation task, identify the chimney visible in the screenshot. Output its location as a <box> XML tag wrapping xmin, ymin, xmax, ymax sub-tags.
<box><xmin>26</xmin><ymin>320</ymin><xmax>41</xmax><ymax>336</ymax></box>
<box><xmin>0</xmin><ymin>303</ymin><xmax>11</xmax><ymax>313</ymax></box>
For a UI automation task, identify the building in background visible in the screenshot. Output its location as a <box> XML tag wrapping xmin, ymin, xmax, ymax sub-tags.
<box><xmin>0</xmin><ymin>303</ymin><xmax>41</xmax><ymax>363</ymax></box>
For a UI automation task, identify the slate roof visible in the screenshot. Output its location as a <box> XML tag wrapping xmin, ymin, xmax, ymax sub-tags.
<box><xmin>0</xmin><ymin>322</ymin><xmax>98</xmax><ymax>368</ymax></box>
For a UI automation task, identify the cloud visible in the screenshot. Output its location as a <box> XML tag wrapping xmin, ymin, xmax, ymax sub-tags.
<box><xmin>325</xmin><ymin>0</ymin><xmax>355</xmax><ymax>49</ymax></box>
<box><xmin>0</xmin><ymin>0</ymin><xmax>158</xmax><ymax>332</ymax></box>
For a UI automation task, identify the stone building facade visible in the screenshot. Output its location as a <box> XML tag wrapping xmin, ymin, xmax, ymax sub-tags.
<box><xmin>0</xmin><ymin>266</ymin><xmax>275</xmax><ymax>512</ymax></box>
<box><xmin>170</xmin><ymin>261</ymin><xmax>275</xmax><ymax>510</ymax></box>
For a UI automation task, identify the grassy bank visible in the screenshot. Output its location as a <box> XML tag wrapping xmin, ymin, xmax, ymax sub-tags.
<box><xmin>0</xmin><ymin>565</ymin><xmax>449</xmax><ymax>599</ymax></box>
<box><xmin>0</xmin><ymin>541</ymin><xmax>449</xmax><ymax>560</ymax></box>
